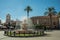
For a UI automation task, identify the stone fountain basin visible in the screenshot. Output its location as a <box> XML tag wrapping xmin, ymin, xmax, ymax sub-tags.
<box><xmin>4</xmin><ymin>29</ymin><xmax>44</xmax><ymax>37</ymax></box>
<box><xmin>14</xmin><ymin>29</ymin><xmax>34</xmax><ymax>34</ymax></box>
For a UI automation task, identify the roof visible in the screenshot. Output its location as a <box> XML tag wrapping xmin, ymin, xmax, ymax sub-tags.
<box><xmin>31</xmin><ymin>16</ymin><xmax>58</xmax><ymax>19</ymax></box>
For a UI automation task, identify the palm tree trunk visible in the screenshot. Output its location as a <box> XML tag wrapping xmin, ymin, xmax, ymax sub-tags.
<box><xmin>58</xmin><ymin>16</ymin><xmax>60</xmax><ymax>29</ymax></box>
<box><xmin>27</xmin><ymin>12</ymin><xmax>29</xmax><ymax>18</ymax></box>
<box><xmin>50</xmin><ymin>15</ymin><xmax>53</xmax><ymax>30</ymax></box>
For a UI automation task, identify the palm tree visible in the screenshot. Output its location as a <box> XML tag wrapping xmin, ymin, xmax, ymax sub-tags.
<box><xmin>58</xmin><ymin>12</ymin><xmax>60</xmax><ymax>16</ymax></box>
<box><xmin>44</xmin><ymin>7</ymin><xmax>57</xmax><ymax>29</ymax></box>
<box><xmin>24</xmin><ymin>6</ymin><xmax>32</xmax><ymax>17</ymax></box>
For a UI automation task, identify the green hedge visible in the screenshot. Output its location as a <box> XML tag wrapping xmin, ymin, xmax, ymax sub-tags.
<box><xmin>34</xmin><ymin>24</ymin><xmax>45</xmax><ymax>29</ymax></box>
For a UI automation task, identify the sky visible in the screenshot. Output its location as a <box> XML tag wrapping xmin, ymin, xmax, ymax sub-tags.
<box><xmin>0</xmin><ymin>0</ymin><xmax>60</xmax><ymax>22</ymax></box>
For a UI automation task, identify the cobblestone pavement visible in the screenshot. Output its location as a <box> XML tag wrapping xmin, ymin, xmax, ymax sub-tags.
<box><xmin>0</xmin><ymin>30</ymin><xmax>60</xmax><ymax>40</ymax></box>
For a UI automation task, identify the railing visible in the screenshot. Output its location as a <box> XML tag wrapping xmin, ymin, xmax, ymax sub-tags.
<box><xmin>4</xmin><ymin>30</ymin><xmax>44</xmax><ymax>37</ymax></box>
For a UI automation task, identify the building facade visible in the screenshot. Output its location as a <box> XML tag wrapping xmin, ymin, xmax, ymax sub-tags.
<box><xmin>31</xmin><ymin>16</ymin><xmax>59</xmax><ymax>29</ymax></box>
<box><xmin>6</xmin><ymin>14</ymin><xmax>11</xmax><ymax>23</ymax></box>
<box><xmin>0</xmin><ymin>19</ymin><xmax>1</xmax><ymax>24</ymax></box>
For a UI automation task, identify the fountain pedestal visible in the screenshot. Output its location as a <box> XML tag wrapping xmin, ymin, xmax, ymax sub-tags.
<box><xmin>22</xmin><ymin>23</ymin><xmax>27</xmax><ymax>31</ymax></box>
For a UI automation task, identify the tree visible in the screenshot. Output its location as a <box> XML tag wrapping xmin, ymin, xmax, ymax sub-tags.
<box><xmin>34</xmin><ymin>24</ymin><xmax>44</xmax><ymax>30</ymax></box>
<box><xmin>44</xmin><ymin>7</ymin><xmax>57</xmax><ymax>29</ymax></box>
<box><xmin>24</xmin><ymin>6</ymin><xmax>32</xmax><ymax>17</ymax></box>
<box><xmin>58</xmin><ymin>12</ymin><xmax>60</xmax><ymax>16</ymax></box>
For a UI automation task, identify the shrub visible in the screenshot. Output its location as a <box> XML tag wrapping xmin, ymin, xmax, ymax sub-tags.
<box><xmin>34</xmin><ymin>24</ymin><xmax>45</xmax><ymax>30</ymax></box>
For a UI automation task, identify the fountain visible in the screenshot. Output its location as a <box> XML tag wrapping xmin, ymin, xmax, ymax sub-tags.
<box><xmin>21</xmin><ymin>17</ymin><xmax>34</xmax><ymax>29</ymax></box>
<box><xmin>4</xmin><ymin>17</ymin><xmax>44</xmax><ymax>37</ymax></box>
<box><xmin>15</xmin><ymin>17</ymin><xmax>34</xmax><ymax>33</ymax></box>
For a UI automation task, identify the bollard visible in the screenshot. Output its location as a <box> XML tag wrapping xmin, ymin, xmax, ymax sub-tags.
<box><xmin>14</xmin><ymin>31</ymin><xmax>15</xmax><ymax>36</ymax></box>
<box><xmin>19</xmin><ymin>31</ymin><xmax>20</xmax><ymax>37</ymax></box>
<box><xmin>7</xmin><ymin>31</ymin><xmax>8</xmax><ymax>36</ymax></box>
<box><xmin>29</xmin><ymin>32</ymin><xmax>30</xmax><ymax>36</ymax></box>
<box><xmin>10</xmin><ymin>31</ymin><xmax>11</xmax><ymax>36</ymax></box>
<box><xmin>33</xmin><ymin>32</ymin><xmax>35</xmax><ymax>36</ymax></box>
<box><xmin>37</xmin><ymin>31</ymin><xmax>38</xmax><ymax>35</ymax></box>
<box><xmin>4</xmin><ymin>31</ymin><xmax>6</xmax><ymax>35</ymax></box>
<box><xmin>24</xmin><ymin>32</ymin><xmax>25</xmax><ymax>36</ymax></box>
<box><xmin>40</xmin><ymin>31</ymin><xmax>41</xmax><ymax>35</ymax></box>
<box><xmin>4</xmin><ymin>31</ymin><xmax>6</xmax><ymax>34</ymax></box>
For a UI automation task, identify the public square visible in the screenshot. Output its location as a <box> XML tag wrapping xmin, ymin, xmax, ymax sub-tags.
<box><xmin>0</xmin><ymin>30</ymin><xmax>60</xmax><ymax>40</ymax></box>
<box><xmin>0</xmin><ymin>0</ymin><xmax>60</xmax><ymax>40</ymax></box>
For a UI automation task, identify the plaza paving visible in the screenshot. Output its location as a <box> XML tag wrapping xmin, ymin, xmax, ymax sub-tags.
<box><xmin>0</xmin><ymin>30</ymin><xmax>60</xmax><ymax>40</ymax></box>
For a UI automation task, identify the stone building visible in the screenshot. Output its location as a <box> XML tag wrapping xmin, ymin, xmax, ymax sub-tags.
<box><xmin>6</xmin><ymin>14</ymin><xmax>11</xmax><ymax>24</ymax></box>
<box><xmin>31</xmin><ymin>16</ymin><xmax>59</xmax><ymax>29</ymax></box>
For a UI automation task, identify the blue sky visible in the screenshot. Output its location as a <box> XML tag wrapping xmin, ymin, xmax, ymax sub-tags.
<box><xmin>0</xmin><ymin>0</ymin><xmax>60</xmax><ymax>22</ymax></box>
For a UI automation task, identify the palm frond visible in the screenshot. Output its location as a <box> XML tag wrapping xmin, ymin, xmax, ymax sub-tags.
<box><xmin>24</xmin><ymin>8</ymin><xmax>26</xmax><ymax>11</ymax></box>
<box><xmin>51</xmin><ymin>10</ymin><xmax>57</xmax><ymax>15</ymax></box>
<box><xmin>44</xmin><ymin>7</ymin><xmax>57</xmax><ymax>16</ymax></box>
<box><xmin>44</xmin><ymin>12</ymin><xmax>48</xmax><ymax>16</ymax></box>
